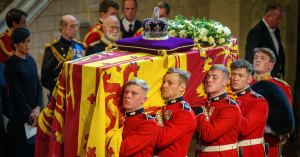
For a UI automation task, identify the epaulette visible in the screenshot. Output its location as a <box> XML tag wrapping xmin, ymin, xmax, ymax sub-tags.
<box><xmin>92</xmin><ymin>24</ymin><xmax>103</xmax><ymax>32</ymax></box>
<box><xmin>144</xmin><ymin>113</ymin><xmax>155</xmax><ymax>120</ymax></box>
<box><xmin>226</xmin><ymin>98</ymin><xmax>237</xmax><ymax>106</ymax></box>
<box><xmin>45</xmin><ymin>39</ymin><xmax>58</xmax><ymax>47</ymax></box>
<box><xmin>273</xmin><ymin>77</ymin><xmax>290</xmax><ymax>87</ymax></box>
<box><xmin>250</xmin><ymin>91</ymin><xmax>264</xmax><ymax>98</ymax></box>
<box><xmin>180</xmin><ymin>101</ymin><xmax>192</xmax><ymax>112</ymax></box>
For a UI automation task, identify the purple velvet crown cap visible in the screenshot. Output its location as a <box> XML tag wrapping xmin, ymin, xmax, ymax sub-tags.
<box><xmin>115</xmin><ymin>36</ymin><xmax>194</xmax><ymax>54</ymax></box>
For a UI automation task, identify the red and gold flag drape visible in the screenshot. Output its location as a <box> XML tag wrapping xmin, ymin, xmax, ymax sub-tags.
<box><xmin>35</xmin><ymin>39</ymin><xmax>238</xmax><ymax>157</ymax></box>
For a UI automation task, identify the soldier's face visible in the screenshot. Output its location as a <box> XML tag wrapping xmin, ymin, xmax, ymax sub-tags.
<box><xmin>161</xmin><ymin>73</ymin><xmax>185</xmax><ymax>100</ymax></box>
<box><xmin>101</xmin><ymin>7</ymin><xmax>119</xmax><ymax>19</ymax></box>
<box><xmin>123</xmin><ymin>85</ymin><xmax>147</xmax><ymax>112</ymax></box>
<box><xmin>205</xmin><ymin>69</ymin><xmax>228</xmax><ymax>97</ymax></box>
<box><xmin>253</xmin><ymin>52</ymin><xmax>274</xmax><ymax>75</ymax></box>
<box><xmin>123</xmin><ymin>0</ymin><xmax>137</xmax><ymax>21</ymax></box>
<box><xmin>14</xmin><ymin>37</ymin><xmax>30</xmax><ymax>55</ymax></box>
<box><xmin>230</xmin><ymin>68</ymin><xmax>253</xmax><ymax>92</ymax></box>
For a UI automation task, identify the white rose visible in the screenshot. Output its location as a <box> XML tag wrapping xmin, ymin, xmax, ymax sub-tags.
<box><xmin>179</xmin><ymin>30</ymin><xmax>187</xmax><ymax>38</ymax></box>
<box><xmin>178</xmin><ymin>24</ymin><xmax>184</xmax><ymax>28</ymax></box>
<box><xmin>223</xmin><ymin>26</ymin><xmax>231</xmax><ymax>35</ymax></box>
<box><xmin>168</xmin><ymin>30</ymin><xmax>177</xmax><ymax>37</ymax></box>
<box><xmin>194</xmin><ymin>38</ymin><xmax>199</xmax><ymax>43</ymax></box>
<box><xmin>201</xmin><ymin>36</ymin><xmax>208</xmax><ymax>42</ymax></box>
<box><xmin>199</xmin><ymin>28</ymin><xmax>208</xmax><ymax>36</ymax></box>
<box><xmin>218</xmin><ymin>38</ymin><xmax>225</xmax><ymax>45</ymax></box>
<box><xmin>208</xmin><ymin>36</ymin><xmax>215</xmax><ymax>45</ymax></box>
<box><xmin>216</xmin><ymin>28</ymin><xmax>223</xmax><ymax>34</ymax></box>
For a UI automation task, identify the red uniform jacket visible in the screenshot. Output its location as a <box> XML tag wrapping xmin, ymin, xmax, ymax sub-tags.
<box><xmin>120</xmin><ymin>110</ymin><xmax>158</xmax><ymax>157</ymax></box>
<box><xmin>252</xmin><ymin>74</ymin><xmax>292</xmax><ymax>106</ymax></box>
<box><xmin>156</xmin><ymin>98</ymin><xmax>196</xmax><ymax>157</ymax></box>
<box><xmin>0</xmin><ymin>29</ymin><xmax>13</xmax><ymax>63</ymax></box>
<box><xmin>236</xmin><ymin>87</ymin><xmax>268</xmax><ymax>157</ymax></box>
<box><xmin>252</xmin><ymin>74</ymin><xmax>292</xmax><ymax>157</ymax></box>
<box><xmin>196</xmin><ymin>93</ymin><xmax>241</xmax><ymax>157</ymax></box>
<box><xmin>83</xmin><ymin>21</ymin><xmax>103</xmax><ymax>51</ymax></box>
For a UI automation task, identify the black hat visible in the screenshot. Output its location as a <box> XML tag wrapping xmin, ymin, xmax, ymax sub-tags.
<box><xmin>11</xmin><ymin>27</ymin><xmax>30</xmax><ymax>44</ymax></box>
<box><xmin>251</xmin><ymin>80</ymin><xmax>295</xmax><ymax>135</ymax></box>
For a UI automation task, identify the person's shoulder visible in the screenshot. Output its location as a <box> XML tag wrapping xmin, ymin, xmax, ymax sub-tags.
<box><xmin>249</xmin><ymin>20</ymin><xmax>265</xmax><ymax>32</ymax></box>
<box><xmin>6</xmin><ymin>56</ymin><xmax>18</xmax><ymax>68</ymax></box>
<box><xmin>0</xmin><ymin>31</ymin><xmax>6</xmax><ymax>39</ymax></box>
<box><xmin>135</xmin><ymin>19</ymin><xmax>142</xmax><ymax>25</ymax></box>
<box><xmin>143</xmin><ymin>113</ymin><xmax>155</xmax><ymax>120</ymax></box>
<box><xmin>249</xmin><ymin>91</ymin><xmax>264</xmax><ymax>99</ymax></box>
<box><xmin>45</xmin><ymin>39</ymin><xmax>59</xmax><ymax>48</ymax></box>
<box><xmin>143</xmin><ymin>113</ymin><xmax>159</xmax><ymax>125</ymax></box>
<box><xmin>248</xmin><ymin>91</ymin><xmax>268</xmax><ymax>104</ymax></box>
<box><xmin>225</xmin><ymin>97</ymin><xmax>238</xmax><ymax>106</ymax></box>
<box><xmin>72</xmin><ymin>39</ymin><xmax>83</xmax><ymax>46</ymax></box>
<box><xmin>86</xmin><ymin>23</ymin><xmax>103</xmax><ymax>37</ymax></box>
<box><xmin>179</xmin><ymin>101</ymin><xmax>192</xmax><ymax>112</ymax></box>
<box><xmin>271</xmin><ymin>77</ymin><xmax>291</xmax><ymax>88</ymax></box>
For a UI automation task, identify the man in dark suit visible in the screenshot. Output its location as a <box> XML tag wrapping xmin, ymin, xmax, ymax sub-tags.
<box><xmin>245</xmin><ymin>3</ymin><xmax>285</xmax><ymax>79</ymax></box>
<box><xmin>120</xmin><ymin>0</ymin><xmax>142</xmax><ymax>38</ymax></box>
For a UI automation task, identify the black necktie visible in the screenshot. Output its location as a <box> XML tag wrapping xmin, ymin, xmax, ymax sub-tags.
<box><xmin>129</xmin><ymin>24</ymin><xmax>133</xmax><ymax>32</ymax></box>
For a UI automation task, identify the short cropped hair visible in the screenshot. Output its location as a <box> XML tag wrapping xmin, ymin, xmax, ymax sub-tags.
<box><xmin>125</xmin><ymin>78</ymin><xmax>149</xmax><ymax>93</ymax></box>
<box><xmin>6</xmin><ymin>8</ymin><xmax>27</xmax><ymax>28</ymax></box>
<box><xmin>209</xmin><ymin>64</ymin><xmax>230</xmax><ymax>79</ymax></box>
<box><xmin>99</xmin><ymin>0</ymin><xmax>119</xmax><ymax>13</ymax></box>
<box><xmin>158</xmin><ymin>1</ymin><xmax>171</xmax><ymax>15</ymax></box>
<box><xmin>122</xmin><ymin>0</ymin><xmax>138</xmax><ymax>10</ymax></box>
<box><xmin>231</xmin><ymin>59</ymin><xmax>253</xmax><ymax>75</ymax></box>
<box><xmin>264</xmin><ymin>3</ymin><xmax>282</xmax><ymax>15</ymax></box>
<box><xmin>166</xmin><ymin>67</ymin><xmax>191</xmax><ymax>85</ymax></box>
<box><xmin>253</xmin><ymin>47</ymin><xmax>276</xmax><ymax>63</ymax></box>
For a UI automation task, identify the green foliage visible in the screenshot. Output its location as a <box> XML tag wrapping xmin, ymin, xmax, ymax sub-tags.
<box><xmin>168</xmin><ymin>15</ymin><xmax>231</xmax><ymax>46</ymax></box>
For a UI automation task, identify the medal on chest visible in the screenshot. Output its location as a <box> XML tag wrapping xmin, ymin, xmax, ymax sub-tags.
<box><xmin>203</xmin><ymin>102</ymin><xmax>215</xmax><ymax>121</ymax></box>
<box><xmin>163</xmin><ymin>109</ymin><xmax>172</xmax><ymax>121</ymax></box>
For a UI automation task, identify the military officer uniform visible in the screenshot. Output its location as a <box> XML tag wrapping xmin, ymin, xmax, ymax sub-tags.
<box><xmin>155</xmin><ymin>96</ymin><xmax>196</xmax><ymax>157</ymax></box>
<box><xmin>236</xmin><ymin>87</ymin><xmax>268</xmax><ymax>157</ymax></box>
<box><xmin>252</xmin><ymin>73</ymin><xmax>292</xmax><ymax>157</ymax></box>
<box><xmin>196</xmin><ymin>93</ymin><xmax>241</xmax><ymax>157</ymax></box>
<box><xmin>120</xmin><ymin>108</ymin><xmax>158</xmax><ymax>157</ymax></box>
<box><xmin>0</xmin><ymin>30</ymin><xmax>13</xmax><ymax>63</ymax></box>
<box><xmin>83</xmin><ymin>21</ymin><xmax>104</xmax><ymax>55</ymax></box>
<box><xmin>41</xmin><ymin>37</ymin><xmax>84</xmax><ymax>93</ymax></box>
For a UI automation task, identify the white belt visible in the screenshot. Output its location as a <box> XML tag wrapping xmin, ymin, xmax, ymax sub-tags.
<box><xmin>200</xmin><ymin>143</ymin><xmax>238</xmax><ymax>152</ymax></box>
<box><xmin>238</xmin><ymin>137</ymin><xmax>264</xmax><ymax>147</ymax></box>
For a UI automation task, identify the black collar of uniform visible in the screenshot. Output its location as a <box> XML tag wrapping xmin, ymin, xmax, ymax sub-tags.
<box><xmin>236</xmin><ymin>87</ymin><xmax>251</xmax><ymax>96</ymax></box>
<box><xmin>209</xmin><ymin>92</ymin><xmax>227</xmax><ymax>102</ymax></box>
<box><xmin>125</xmin><ymin>108</ymin><xmax>144</xmax><ymax>117</ymax></box>
<box><xmin>60</xmin><ymin>36</ymin><xmax>72</xmax><ymax>46</ymax></box>
<box><xmin>165</xmin><ymin>96</ymin><xmax>184</xmax><ymax>105</ymax></box>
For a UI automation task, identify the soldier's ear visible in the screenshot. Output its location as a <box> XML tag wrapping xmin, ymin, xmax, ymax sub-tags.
<box><xmin>222</xmin><ymin>79</ymin><xmax>229</xmax><ymax>87</ymax></box>
<box><xmin>247</xmin><ymin>74</ymin><xmax>253</xmax><ymax>84</ymax></box>
<box><xmin>179</xmin><ymin>82</ymin><xmax>186</xmax><ymax>93</ymax></box>
<box><xmin>142</xmin><ymin>96</ymin><xmax>148</xmax><ymax>104</ymax></box>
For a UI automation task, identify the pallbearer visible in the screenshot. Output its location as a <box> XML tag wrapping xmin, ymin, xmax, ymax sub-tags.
<box><xmin>230</xmin><ymin>59</ymin><xmax>268</xmax><ymax>157</ymax></box>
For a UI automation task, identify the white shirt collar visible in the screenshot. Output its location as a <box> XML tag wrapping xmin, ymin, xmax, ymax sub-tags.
<box><xmin>262</xmin><ymin>18</ymin><xmax>275</xmax><ymax>33</ymax></box>
<box><xmin>123</xmin><ymin>17</ymin><xmax>136</xmax><ymax>25</ymax></box>
<box><xmin>122</xmin><ymin>18</ymin><xmax>136</xmax><ymax>32</ymax></box>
